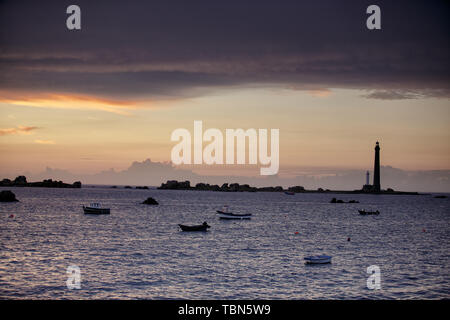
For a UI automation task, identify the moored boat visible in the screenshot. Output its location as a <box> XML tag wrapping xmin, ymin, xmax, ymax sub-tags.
<box><xmin>216</xmin><ymin>208</ymin><xmax>252</xmax><ymax>219</ymax></box>
<box><xmin>359</xmin><ymin>210</ymin><xmax>380</xmax><ymax>215</ymax></box>
<box><xmin>284</xmin><ymin>191</ymin><xmax>295</xmax><ymax>195</ymax></box>
<box><xmin>178</xmin><ymin>222</ymin><xmax>210</xmax><ymax>231</ymax></box>
<box><xmin>304</xmin><ymin>255</ymin><xmax>332</xmax><ymax>264</ymax></box>
<box><xmin>83</xmin><ymin>203</ymin><xmax>110</xmax><ymax>215</ymax></box>
<box><xmin>216</xmin><ymin>205</ymin><xmax>251</xmax><ymax>220</ymax></box>
<box><xmin>216</xmin><ymin>211</ymin><xmax>252</xmax><ymax>219</ymax></box>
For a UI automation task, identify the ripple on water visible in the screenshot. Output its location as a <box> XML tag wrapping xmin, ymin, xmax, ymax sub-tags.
<box><xmin>0</xmin><ymin>187</ymin><xmax>449</xmax><ymax>299</ymax></box>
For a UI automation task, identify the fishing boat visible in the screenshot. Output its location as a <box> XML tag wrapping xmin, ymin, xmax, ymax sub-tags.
<box><xmin>178</xmin><ymin>222</ymin><xmax>210</xmax><ymax>231</ymax></box>
<box><xmin>216</xmin><ymin>206</ymin><xmax>252</xmax><ymax>220</ymax></box>
<box><xmin>304</xmin><ymin>255</ymin><xmax>332</xmax><ymax>264</ymax></box>
<box><xmin>83</xmin><ymin>203</ymin><xmax>110</xmax><ymax>215</ymax></box>
<box><xmin>359</xmin><ymin>210</ymin><xmax>380</xmax><ymax>215</ymax></box>
<box><xmin>284</xmin><ymin>191</ymin><xmax>295</xmax><ymax>195</ymax></box>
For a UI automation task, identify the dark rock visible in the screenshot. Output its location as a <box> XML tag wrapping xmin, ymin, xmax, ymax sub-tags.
<box><xmin>288</xmin><ymin>186</ymin><xmax>305</xmax><ymax>193</ymax></box>
<box><xmin>229</xmin><ymin>183</ymin><xmax>240</xmax><ymax>191</ymax></box>
<box><xmin>195</xmin><ymin>183</ymin><xmax>210</xmax><ymax>190</ymax></box>
<box><xmin>142</xmin><ymin>197</ymin><xmax>159</xmax><ymax>205</ymax></box>
<box><xmin>158</xmin><ymin>180</ymin><xmax>191</xmax><ymax>190</ymax></box>
<box><xmin>73</xmin><ymin>181</ymin><xmax>82</xmax><ymax>188</ymax></box>
<box><xmin>0</xmin><ymin>190</ymin><xmax>19</xmax><ymax>202</ymax></box>
<box><xmin>0</xmin><ymin>178</ymin><xmax>12</xmax><ymax>186</ymax></box>
<box><xmin>0</xmin><ymin>176</ymin><xmax>81</xmax><ymax>188</ymax></box>
<box><xmin>14</xmin><ymin>175</ymin><xmax>27</xmax><ymax>185</ymax></box>
<box><xmin>331</xmin><ymin>198</ymin><xmax>359</xmax><ymax>203</ymax></box>
<box><xmin>362</xmin><ymin>185</ymin><xmax>375</xmax><ymax>192</ymax></box>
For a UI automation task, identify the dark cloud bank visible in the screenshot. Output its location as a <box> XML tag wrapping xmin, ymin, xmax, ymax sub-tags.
<box><xmin>0</xmin><ymin>0</ymin><xmax>449</xmax><ymax>100</ymax></box>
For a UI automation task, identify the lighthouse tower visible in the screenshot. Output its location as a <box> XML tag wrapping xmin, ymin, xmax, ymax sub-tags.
<box><xmin>373</xmin><ymin>141</ymin><xmax>381</xmax><ymax>192</ymax></box>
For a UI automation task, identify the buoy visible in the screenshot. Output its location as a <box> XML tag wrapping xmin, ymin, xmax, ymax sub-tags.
<box><xmin>295</xmin><ymin>232</ymin><xmax>299</xmax><ymax>235</ymax></box>
<box><xmin>9</xmin><ymin>214</ymin><xmax>14</xmax><ymax>218</ymax></box>
<box><xmin>422</xmin><ymin>229</ymin><xmax>426</xmax><ymax>232</ymax></box>
<box><xmin>347</xmin><ymin>237</ymin><xmax>351</xmax><ymax>241</ymax></box>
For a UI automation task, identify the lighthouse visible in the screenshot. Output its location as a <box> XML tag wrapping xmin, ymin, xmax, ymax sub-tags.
<box><xmin>373</xmin><ymin>141</ymin><xmax>381</xmax><ymax>192</ymax></box>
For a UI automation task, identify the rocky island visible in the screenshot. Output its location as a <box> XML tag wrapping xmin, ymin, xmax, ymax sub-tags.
<box><xmin>0</xmin><ymin>176</ymin><xmax>81</xmax><ymax>188</ymax></box>
<box><xmin>158</xmin><ymin>180</ymin><xmax>285</xmax><ymax>192</ymax></box>
<box><xmin>0</xmin><ymin>190</ymin><xmax>19</xmax><ymax>202</ymax></box>
<box><xmin>157</xmin><ymin>180</ymin><xmax>420</xmax><ymax>195</ymax></box>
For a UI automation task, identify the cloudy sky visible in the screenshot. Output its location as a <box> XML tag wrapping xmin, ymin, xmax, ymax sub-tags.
<box><xmin>0</xmin><ymin>0</ymin><xmax>449</xmax><ymax>189</ymax></box>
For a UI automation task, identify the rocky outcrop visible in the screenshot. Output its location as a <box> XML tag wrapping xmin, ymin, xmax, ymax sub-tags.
<box><xmin>0</xmin><ymin>176</ymin><xmax>81</xmax><ymax>188</ymax></box>
<box><xmin>72</xmin><ymin>181</ymin><xmax>82</xmax><ymax>188</ymax></box>
<box><xmin>158</xmin><ymin>180</ymin><xmax>191</xmax><ymax>190</ymax></box>
<box><xmin>0</xmin><ymin>190</ymin><xmax>19</xmax><ymax>202</ymax></box>
<box><xmin>158</xmin><ymin>180</ymin><xmax>301</xmax><ymax>193</ymax></box>
<box><xmin>330</xmin><ymin>198</ymin><xmax>359</xmax><ymax>203</ymax></box>
<box><xmin>14</xmin><ymin>176</ymin><xmax>27</xmax><ymax>186</ymax></box>
<box><xmin>258</xmin><ymin>186</ymin><xmax>283</xmax><ymax>192</ymax></box>
<box><xmin>287</xmin><ymin>186</ymin><xmax>305</xmax><ymax>193</ymax></box>
<box><xmin>142</xmin><ymin>197</ymin><xmax>159</xmax><ymax>205</ymax></box>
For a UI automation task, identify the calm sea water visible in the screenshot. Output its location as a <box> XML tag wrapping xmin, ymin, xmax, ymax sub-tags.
<box><xmin>0</xmin><ymin>186</ymin><xmax>449</xmax><ymax>299</ymax></box>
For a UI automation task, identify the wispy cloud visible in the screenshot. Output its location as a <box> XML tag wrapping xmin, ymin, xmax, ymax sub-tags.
<box><xmin>308</xmin><ymin>89</ymin><xmax>332</xmax><ymax>98</ymax></box>
<box><xmin>34</xmin><ymin>139</ymin><xmax>55</xmax><ymax>145</ymax></box>
<box><xmin>0</xmin><ymin>92</ymin><xmax>140</xmax><ymax>115</ymax></box>
<box><xmin>361</xmin><ymin>89</ymin><xmax>450</xmax><ymax>100</ymax></box>
<box><xmin>0</xmin><ymin>125</ymin><xmax>38</xmax><ymax>136</ymax></box>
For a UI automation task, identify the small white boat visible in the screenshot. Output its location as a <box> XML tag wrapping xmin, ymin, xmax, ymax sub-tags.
<box><xmin>216</xmin><ymin>205</ymin><xmax>251</xmax><ymax>220</ymax></box>
<box><xmin>83</xmin><ymin>203</ymin><xmax>110</xmax><ymax>215</ymax></box>
<box><xmin>304</xmin><ymin>255</ymin><xmax>332</xmax><ymax>264</ymax></box>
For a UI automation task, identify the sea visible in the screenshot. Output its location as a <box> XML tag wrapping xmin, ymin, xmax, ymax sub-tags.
<box><xmin>0</xmin><ymin>186</ymin><xmax>449</xmax><ymax>299</ymax></box>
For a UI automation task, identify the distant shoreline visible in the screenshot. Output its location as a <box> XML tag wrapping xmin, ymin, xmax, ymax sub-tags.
<box><xmin>0</xmin><ymin>177</ymin><xmax>433</xmax><ymax>195</ymax></box>
<box><xmin>156</xmin><ymin>180</ymin><xmax>425</xmax><ymax>195</ymax></box>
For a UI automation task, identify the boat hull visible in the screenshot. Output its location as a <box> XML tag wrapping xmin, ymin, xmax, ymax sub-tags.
<box><xmin>216</xmin><ymin>210</ymin><xmax>252</xmax><ymax>220</ymax></box>
<box><xmin>304</xmin><ymin>255</ymin><xmax>332</xmax><ymax>264</ymax></box>
<box><xmin>178</xmin><ymin>224</ymin><xmax>210</xmax><ymax>231</ymax></box>
<box><xmin>83</xmin><ymin>206</ymin><xmax>110</xmax><ymax>215</ymax></box>
<box><xmin>218</xmin><ymin>214</ymin><xmax>251</xmax><ymax>220</ymax></box>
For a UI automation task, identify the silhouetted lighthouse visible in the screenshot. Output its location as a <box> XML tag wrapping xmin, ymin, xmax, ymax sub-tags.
<box><xmin>373</xmin><ymin>141</ymin><xmax>381</xmax><ymax>192</ymax></box>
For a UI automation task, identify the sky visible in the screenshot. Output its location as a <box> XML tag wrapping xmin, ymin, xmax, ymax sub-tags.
<box><xmin>0</xmin><ymin>0</ymin><xmax>449</xmax><ymax>190</ymax></box>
